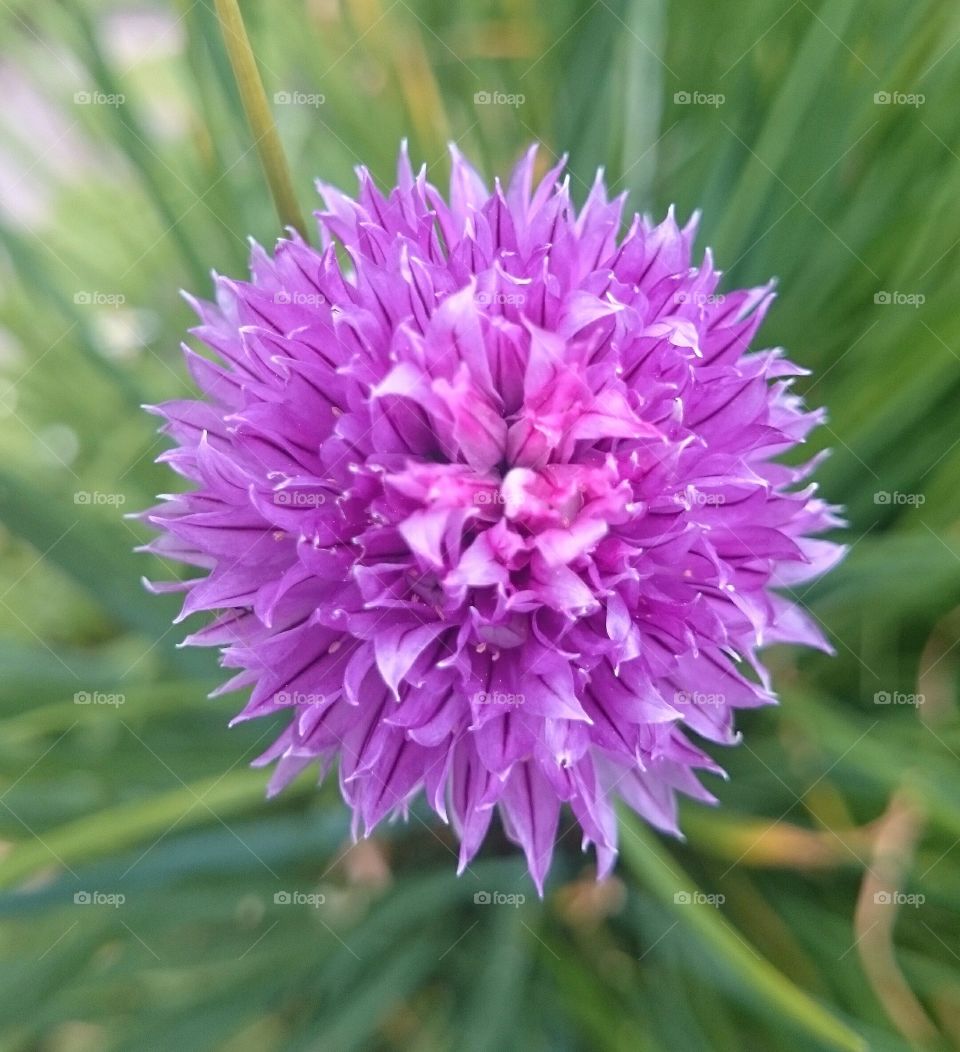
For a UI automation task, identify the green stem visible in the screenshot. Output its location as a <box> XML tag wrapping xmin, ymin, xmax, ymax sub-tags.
<box><xmin>213</xmin><ymin>0</ymin><xmax>307</xmax><ymax>238</ymax></box>
<box><xmin>0</xmin><ymin>770</ymin><xmax>303</xmax><ymax>888</ymax></box>
<box><xmin>619</xmin><ymin>812</ymin><xmax>867</xmax><ymax>1052</ymax></box>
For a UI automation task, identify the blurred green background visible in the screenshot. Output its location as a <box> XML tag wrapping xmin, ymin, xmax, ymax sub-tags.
<box><xmin>0</xmin><ymin>0</ymin><xmax>958</xmax><ymax>1049</ymax></box>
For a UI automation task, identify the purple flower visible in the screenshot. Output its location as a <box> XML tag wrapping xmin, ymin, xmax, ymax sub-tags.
<box><xmin>142</xmin><ymin>144</ymin><xmax>844</xmax><ymax>892</ymax></box>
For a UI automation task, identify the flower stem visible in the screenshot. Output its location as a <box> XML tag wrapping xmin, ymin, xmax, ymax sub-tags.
<box><xmin>618</xmin><ymin>812</ymin><xmax>868</xmax><ymax>1052</ymax></box>
<box><xmin>213</xmin><ymin>0</ymin><xmax>307</xmax><ymax>238</ymax></box>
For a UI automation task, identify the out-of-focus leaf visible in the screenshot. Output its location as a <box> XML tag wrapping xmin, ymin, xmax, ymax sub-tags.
<box><xmin>619</xmin><ymin>814</ymin><xmax>868</xmax><ymax>1052</ymax></box>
